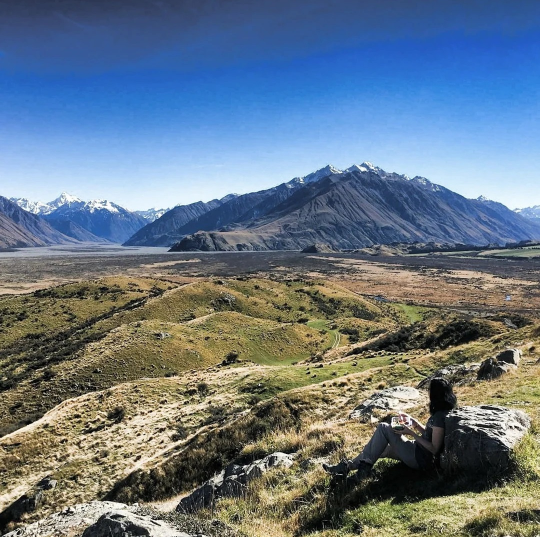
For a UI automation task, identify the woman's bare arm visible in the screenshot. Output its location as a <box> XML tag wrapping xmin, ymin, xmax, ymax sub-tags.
<box><xmin>410</xmin><ymin>426</ymin><xmax>444</xmax><ymax>454</ymax></box>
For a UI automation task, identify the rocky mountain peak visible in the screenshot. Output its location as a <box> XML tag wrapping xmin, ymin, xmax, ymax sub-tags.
<box><xmin>514</xmin><ymin>205</ymin><xmax>540</xmax><ymax>220</ymax></box>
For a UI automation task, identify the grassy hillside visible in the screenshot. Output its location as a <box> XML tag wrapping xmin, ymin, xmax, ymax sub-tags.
<box><xmin>1</xmin><ymin>275</ymin><xmax>539</xmax><ymax>537</ymax></box>
<box><xmin>0</xmin><ymin>276</ymin><xmax>399</xmax><ymax>436</ymax></box>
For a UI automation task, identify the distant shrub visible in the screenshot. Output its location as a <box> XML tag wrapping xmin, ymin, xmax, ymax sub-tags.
<box><xmin>42</xmin><ymin>368</ymin><xmax>56</xmax><ymax>381</ymax></box>
<box><xmin>172</xmin><ymin>425</ymin><xmax>188</xmax><ymax>442</ymax></box>
<box><xmin>197</xmin><ymin>382</ymin><xmax>209</xmax><ymax>397</ymax></box>
<box><xmin>107</xmin><ymin>406</ymin><xmax>125</xmax><ymax>423</ymax></box>
<box><xmin>204</xmin><ymin>405</ymin><xmax>226</xmax><ymax>425</ymax></box>
<box><xmin>222</xmin><ymin>351</ymin><xmax>239</xmax><ymax>365</ymax></box>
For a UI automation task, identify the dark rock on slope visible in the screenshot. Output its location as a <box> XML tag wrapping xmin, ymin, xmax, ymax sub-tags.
<box><xmin>301</xmin><ymin>243</ymin><xmax>337</xmax><ymax>253</ymax></box>
<box><xmin>0</xmin><ymin>196</ymin><xmax>76</xmax><ymax>247</ymax></box>
<box><xmin>170</xmin><ymin>166</ymin><xmax>540</xmax><ymax>252</ymax></box>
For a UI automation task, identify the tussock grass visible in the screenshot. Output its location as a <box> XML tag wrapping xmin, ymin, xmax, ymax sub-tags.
<box><xmin>2</xmin><ymin>274</ymin><xmax>540</xmax><ymax>536</ymax></box>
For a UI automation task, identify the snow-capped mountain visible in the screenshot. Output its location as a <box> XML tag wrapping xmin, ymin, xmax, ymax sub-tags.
<box><xmin>134</xmin><ymin>207</ymin><xmax>171</xmax><ymax>222</ymax></box>
<box><xmin>10</xmin><ymin>193</ymin><xmax>148</xmax><ymax>243</ymax></box>
<box><xmin>9</xmin><ymin>197</ymin><xmax>50</xmax><ymax>215</ymax></box>
<box><xmin>10</xmin><ymin>192</ymin><xmax>83</xmax><ymax>215</ymax></box>
<box><xmin>44</xmin><ymin>200</ymin><xmax>146</xmax><ymax>243</ymax></box>
<box><xmin>515</xmin><ymin>206</ymin><xmax>540</xmax><ymax>222</ymax></box>
<box><xmin>168</xmin><ymin>162</ymin><xmax>540</xmax><ymax>252</ymax></box>
<box><xmin>290</xmin><ymin>164</ymin><xmax>342</xmax><ymax>186</ymax></box>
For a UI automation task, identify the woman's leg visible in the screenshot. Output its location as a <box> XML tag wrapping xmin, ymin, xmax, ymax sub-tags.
<box><xmin>351</xmin><ymin>422</ymin><xmax>419</xmax><ymax>469</ymax></box>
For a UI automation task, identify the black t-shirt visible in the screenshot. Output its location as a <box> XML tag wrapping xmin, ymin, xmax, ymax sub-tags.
<box><xmin>415</xmin><ymin>410</ymin><xmax>448</xmax><ymax>469</ymax></box>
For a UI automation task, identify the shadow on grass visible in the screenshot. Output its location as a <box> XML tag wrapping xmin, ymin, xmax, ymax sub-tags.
<box><xmin>299</xmin><ymin>460</ymin><xmax>507</xmax><ymax>535</ymax></box>
<box><xmin>349</xmin><ymin>459</ymin><xmax>501</xmax><ymax>505</ymax></box>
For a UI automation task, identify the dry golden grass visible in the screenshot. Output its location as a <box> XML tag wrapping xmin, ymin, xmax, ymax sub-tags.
<box><xmin>1</xmin><ymin>271</ymin><xmax>540</xmax><ymax>536</ymax></box>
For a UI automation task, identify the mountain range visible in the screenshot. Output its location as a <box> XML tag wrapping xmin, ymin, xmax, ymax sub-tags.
<box><xmin>167</xmin><ymin>163</ymin><xmax>540</xmax><ymax>251</ymax></box>
<box><xmin>10</xmin><ymin>194</ymin><xmax>151</xmax><ymax>244</ymax></box>
<box><xmin>0</xmin><ymin>196</ymin><xmax>78</xmax><ymax>248</ymax></box>
<box><xmin>3</xmin><ymin>164</ymin><xmax>540</xmax><ymax>250</ymax></box>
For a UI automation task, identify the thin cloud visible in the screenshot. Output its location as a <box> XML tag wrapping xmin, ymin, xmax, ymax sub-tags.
<box><xmin>0</xmin><ymin>0</ymin><xmax>539</xmax><ymax>73</ymax></box>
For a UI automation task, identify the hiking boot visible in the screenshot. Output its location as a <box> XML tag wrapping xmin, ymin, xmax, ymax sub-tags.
<box><xmin>345</xmin><ymin>461</ymin><xmax>373</xmax><ymax>488</ymax></box>
<box><xmin>322</xmin><ymin>459</ymin><xmax>351</xmax><ymax>476</ymax></box>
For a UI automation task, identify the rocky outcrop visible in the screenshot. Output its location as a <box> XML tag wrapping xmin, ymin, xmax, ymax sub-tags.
<box><xmin>441</xmin><ymin>405</ymin><xmax>530</xmax><ymax>473</ymax></box>
<box><xmin>0</xmin><ymin>477</ymin><xmax>58</xmax><ymax>531</ymax></box>
<box><xmin>349</xmin><ymin>386</ymin><xmax>427</xmax><ymax>421</ymax></box>
<box><xmin>3</xmin><ymin>502</ymin><xmax>132</xmax><ymax>537</ymax></box>
<box><xmin>474</xmin><ymin>348</ymin><xmax>522</xmax><ymax>380</ymax></box>
<box><xmin>477</xmin><ymin>358</ymin><xmax>517</xmax><ymax>380</ymax></box>
<box><xmin>82</xmin><ymin>510</ymin><xmax>195</xmax><ymax>537</ymax></box>
<box><xmin>417</xmin><ymin>364</ymin><xmax>480</xmax><ymax>389</ymax></box>
<box><xmin>2</xmin><ymin>502</ymin><xmax>205</xmax><ymax>537</ymax></box>
<box><xmin>301</xmin><ymin>243</ymin><xmax>337</xmax><ymax>253</ymax></box>
<box><xmin>495</xmin><ymin>348</ymin><xmax>522</xmax><ymax>366</ymax></box>
<box><xmin>177</xmin><ymin>452</ymin><xmax>295</xmax><ymax>513</ymax></box>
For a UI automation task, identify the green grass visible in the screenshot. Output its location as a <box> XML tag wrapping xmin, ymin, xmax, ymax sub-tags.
<box><xmin>390</xmin><ymin>303</ymin><xmax>430</xmax><ymax>323</ymax></box>
<box><xmin>478</xmin><ymin>246</ymin><xmax>540</xmax><ymax>259</ymax></box>
<box><xmin>0</xmin><ymin>276</ymin><xmax>403</xmax><ymax>437</ymax></box>
<box><xmin>3</xmin><ymin>275</ymin><xmax>539</xmax><ymax>537</ymax></box>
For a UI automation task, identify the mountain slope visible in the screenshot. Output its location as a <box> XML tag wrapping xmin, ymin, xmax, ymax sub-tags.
<box><xmin>45</xmin><ymin>218</ymin><xmax>109</xmax><ymax>243</ymax></box>
<box><xmin>0</xmin><ymin>196</ymin><xmax>77</xmax><ymax>247</ymax></box>
<box><xmin>123</xmin><ymin>199</ymin><xmax>224</xmax><ymax>247</ymax></box>
<box><xmin>171</xmin><ymin>166</ymin><xmax>540</xmax><ymax>251</ymax></box>
<box><xmin>0</xmin><ymin>212</ymin><xmax>48</xmax><ymax>248</ymax></box>
<box><xmin>128</xmin><ymin>174</ymin><xmax>327</xmax><ymax>247</ymax></box>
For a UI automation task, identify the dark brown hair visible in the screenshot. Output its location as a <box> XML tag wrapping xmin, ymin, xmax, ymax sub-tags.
<box><xmin>429</xmin><ymin>377</ymin><xmax>457</xmax><ymax>415</ymax></box>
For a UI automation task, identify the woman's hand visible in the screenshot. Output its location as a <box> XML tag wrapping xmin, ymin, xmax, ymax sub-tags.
<box><xmin>392</xmin><ymin>424</ymin><xmax>415</xmax><ymax>437</ymax></box>
<box><xmin>400</xmin><ymin>413</ymin><xmax>424</xmax><ymax>433</ymax></box>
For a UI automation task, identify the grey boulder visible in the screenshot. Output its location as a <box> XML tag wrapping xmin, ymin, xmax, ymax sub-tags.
<box><xmin>441</xmin><ymin>405</ymin><xmax>530</xmax><ymax>473</ymax></box>
<box><xmin>349</xmin><ymin>386</ymin><xmax>427</xmax><ymax>421</ymax></box>
<box><xmin>177</xmin><ymin>452</ymin><xmax>295</xmax><ymax>513</ymax></box>
<box><xmin>82</xmin><ymin>510</ymin><xmax>195</xmax><ymax>537</ymax></box>
<box><xmin>417</xmin><ymin>364</ymin><xmax>480</xmax><ymax>389</ymax></box>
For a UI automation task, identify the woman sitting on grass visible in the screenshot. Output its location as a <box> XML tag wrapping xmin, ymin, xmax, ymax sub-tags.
<box><xmin>323</xmin><ymin>378</ymin><xmax>458</xmax><ymax>484</ymax></box>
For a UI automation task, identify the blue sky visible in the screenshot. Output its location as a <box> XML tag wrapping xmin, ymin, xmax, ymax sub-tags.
<box><xmin>1</xmin><ymin>0</ymin><xmax>539</xmax><ymax>211</ymax></box>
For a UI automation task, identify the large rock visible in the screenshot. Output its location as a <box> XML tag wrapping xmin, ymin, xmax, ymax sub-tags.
<box><xmin>0</xmin><ymin>490</ymin><xmax>43</xmax><ymax>531</ymax></box>
<box><xmin>417</xmin><ymin>364</ymin><xmax>480</xmax><ymax>389</ymax></box>
<box><xmin>177</xmin><ymin>452</ymin><xmax>295</xmax><ymax>513</ymax></box>
<box><xmin>477</xmin><ymin>357</ymin><xmax>517</xmax><ymax>380</ymax></box>
<box><xmin>2</xmin><ymin>502</ymin><xmax>206</xmax><ymax>537</ymax></box>
<box><xmin>82</xmin><ymin>510</ymin><xmax>193</xmax><ymax>537</ymax></box>
<box><xmin>441</xmin><ymin>405</ymin><xmax>530</xmax><ymax>473</ymax></box>
<box><xmin>495</xmin><ymin>348</ymin><xmax>521</xmax><ymax>366</ymax></box>
<box><xmin>349</xmin><ymin>386</ymin><xmax>427</xmax><ymax>421</ymax></box>
<box><xmin>3</xmin><ymin>502</ymin><xmax>131</xmax><ymax>537</ymax></box>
